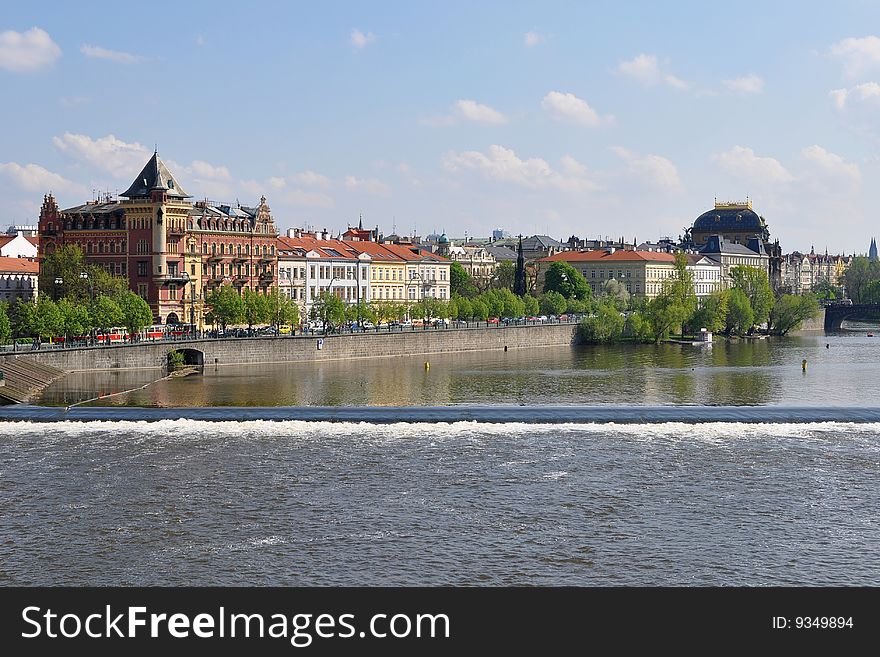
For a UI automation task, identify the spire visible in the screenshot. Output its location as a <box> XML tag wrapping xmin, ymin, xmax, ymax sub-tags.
<box><xmin>120</xmin><ymin>151</ymin><xmax>190</xmax><ymax>199</ymax></box>
<box><xmin>358</xmin><ymin>213</ymin><xmax>363</xmax><ymax>230</ymax></box>
<box><xmin>513</xmin><ymin>234</ymin><xmax>527</xmax><ymax>296</ymax></box>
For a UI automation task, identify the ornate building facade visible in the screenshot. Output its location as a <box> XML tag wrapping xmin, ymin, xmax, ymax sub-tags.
<box><xmin>779</xmin><ymin>248</ymin><xmax>852</xmax><ymax>295</ymax></box>
<box><xmin>38</xmin><ymin>152</ymin><xmax>278</xmax><ymax>325</ymax></box>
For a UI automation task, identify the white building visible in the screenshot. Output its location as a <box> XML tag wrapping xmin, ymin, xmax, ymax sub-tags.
<box><xmin>685</xmin><ymin>254</ymin><xmax>723</xmax><ymax>299</ymax></box>
<box><xmin>0</xmin><ymin>232</ymin><xmax>38</xmax><ymax>259</ymax></box>
<box><xmin>0</xmin><ymin>257</ymin><xmax>39</xmax><ymax>302</ymax></box>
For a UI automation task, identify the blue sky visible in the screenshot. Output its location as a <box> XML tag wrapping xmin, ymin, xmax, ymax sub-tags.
<box><xmin>2</xmin><ymin>0</ymin><xmax>879</xmax><ymax>253</ymax></box>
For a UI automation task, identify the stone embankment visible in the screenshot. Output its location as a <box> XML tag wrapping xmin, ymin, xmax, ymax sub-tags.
<box><xmin>0</xmin><ymin>359</ymin><xmax>64</xmax><ymax>404</ymax></box>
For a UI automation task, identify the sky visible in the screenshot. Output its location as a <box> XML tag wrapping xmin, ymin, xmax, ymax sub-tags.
<box><xmin>1</xmin><ymin>0</ymin><xmax>879</xmax><ymax>254</ymax></box>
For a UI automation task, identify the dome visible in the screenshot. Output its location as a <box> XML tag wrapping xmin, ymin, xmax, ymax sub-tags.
<box><xmin>438</xmin><ymin>233</ymin><xmax>449</xmax><ymax>244</ymax></box>
<box><xmin>693</xmin><ymin>205</ymin><xmax>764</xmax><ymax>233</ymax></box>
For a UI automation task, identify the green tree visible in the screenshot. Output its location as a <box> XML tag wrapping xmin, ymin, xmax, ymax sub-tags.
<box><xmin>627</xmin><ymin>310</ymin><xmax>655</xmax><ymax>343</ymax></box>
<box><xmin>840</xmin><ymin>257</ymin><xmax>880</xmax><ymax>303</ymax></box>
<box><xmin>345</xmin><ymin>300</ymin><xmax>377</xmax><ymax>325</ymax></box>
<box><xmin>812</xmin><ymin>279</ymin><xmax>841</xmax><ymax>301</ymax></box>
<box><xmin>769</xmin><ymin>293</ymin><xmax>820</xmax><ymax>336</ymax></box>
<box><xmin>39</xmin><ymin>244</ymin><xmax>127</xmax><ymax>301</ymax></box>
<box><xmin>496</xmin><ymin>288</ymin><xmax>526</xmax><ymax>317</ymax></box>
<box><xmin>266</xmin><ymin>289</ymin><xmax>300</xmax><ymax>327</ymax></box>
<box><xmin>522</xmin><ymin>294</ymin><xmax>539</xmax><ymax>317</ymax></box>
<box><xmin>725</xmin><ymin>288</ymin><xmax>755</xmax><ymax>336</ymax></box>
<box><xmin>10</xmin><ymin>299</ymin><xmax>38</xmax><ymax>338</ymax></box>
<box><xmin>310</xmin><ymin>291</ymin><xmax>346</xmax><ymax>331</ymax></box>
<box><xmin>117</xmin><ymin>291</ymin><xmax>154</xmax><ymax>338</ymax></box>
<box><xmin>539</xmin><ymin>291</ymin><xmax>567</xmax><ymax>316</ymax></box>
<box><xmin>57</xmin><ymin>298</ymin><xmax>90</xmax><ymax>339</ymax></box>
<box><xmin>450</xmin><ymin>261</ymin><xmax>478</xmax><ymax>297</ymax></box>
<box><xmin>542</xmin><ymin>261</ymin><xmax>591</xmax><ymax>300</ymax></box>
<box><xmin>0</xmin><ymin>302</ymin><xmax>10</xmax><ymax>343</ymax></box>
<box><xmin>644</xmin><ymin>289</ymin><xmax>691</xmax><ymax>343</ymax></box>
<box><xmin>729</xmin><ymin>265</ymin><xmax>773</xmax><ymax>329</ymax></box>
<box><xmin>863</xmin><ymin>280</ymin><xmax>880</xmax><ymax>304</ymax></box>
<box><xmin>207</xmin><ymin>286</ymin><xmax>244</xmax><ymax>329</ymax></box>
<box><xmin>492</xmin><ymin>261</ymin><xmax>516</xmax><ymax>290</ymax></box>
<box><xmin>454</xmin><ymin>295</ymin><xmax>473</xmax><ymax>320</ymax></box>
<box><xmin>242</xmin><ymin>288</ymin><xmax>270</xmax><ymax>327</ymax></box>
<box><xmin>578</xmin><ymin>300</ymin><xmax>625</xmax><ymax>343</ymax></box>
<box><xmin>89</xmin><ymin>295</ymin><xmax>123</xmax><ymax>335</ymax></box>
<box><xmin>665</xmin><ymin>251</ymin><xmax>698</xmax><ymax>336</ymax></box>
<box><xmin>369</xmin><ymin>300</ymin><xmax>395</xmax><ymax>325</ymax></box>
<box><xmin>479</xmin><ymin>290</ymin><xmax>505</xmax><ymax>318</ymax></box>
<box><xmin>470</xmin><ymin>298</ymin><xmax>489</xmax><ymax>321</ymax></box>
<box><xmin>687</xmin><ymin>289</ymin><xmax>729</xmax><ymax>334</ymax></box>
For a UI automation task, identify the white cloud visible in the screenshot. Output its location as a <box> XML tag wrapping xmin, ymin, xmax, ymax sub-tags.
<box><xmin>190</xmin><ymin>160</ymin><xmax>231</xmax><ymax>180</ymax></box>
<box><xmin>268</xmin><ymin>176</ymin><xmax>287</xmax><ymax>189</ymax></box>
<box><xmin>541</xmin><ymin>91</ymin><xmax>612</xmax><ymax>127</ymax></box>
<box><xmin>351</xmin><ymin>29</ymin><xmax>376</xmax><ymax>49</ymax></box>
<box><xmin>712</xmin><ymin>146</ymin><xmax>795</xmax><ymax>185</ymax></box>
<box><xmin>344</xmin><ymin>175</ymin><xmax>391</xmax><ymax>196</ymax></box>
<box><xmin>524</xmin><ymin>31</ymin><xmax>544</xmax><ymax>47</ymax></box>
<box><xmin>617</xmin><ymin>53</ymin><xmax>689</xmax><ymax>90</ymax></box>
<box><xmin>284</xmin><ymin>189</ymin><xmax>335</xmax><ymax>208</ymax></box>
<box><xmin>80</xmin><ymin>44</ymin><xmax>143</xmax><ymax>63</ymax></box>
<box><xmin>723</xmin><ymin>74</ymin><xmax>764</xmax><ymax>94</ymax></box>
<box><xmin>829</xmin><ymin>82</ymin><xmax>880</xmax><ymax>109</ymax></box>
<box><xmin>442</xmin><ymin>144</ymin><xmax>599</xmax><ymax>193</ymax></box>
<box><xmin>422</xmin><ymin>99</ymin><xmax>508</xmax><ymax>126</ymax></box>
<box><xmin>0</xmin><ymin>27</ymin><xmax>61</xmax><ymax>72</ymax></box>
<box><xmin>801</xmin><ymin>145</ymin><xmax>861</xmax><ymax>188</ymax></box>
<box><xmin>291</xmin><ymin>170</ymin><xmax>332</xmax><ymax>188</ymax></box>
<box><xmin>559</xmin><ymin>155</ymin><xmax>587</xmax><ymax>176</ymax></box>
<box><xmin>830</xmin><ymin>35</ymin><xmax>880</xmax><ymax>78</ymax></box>
<box><xmin>52</xmin><ymin>133</ymin><xmax>151</xmax><ymax>178</ymax></box>
<box><xmin>611</xmin><ymin>147</ymin><xmax>683</xmax><ymax>193</ymax></box>
<box><xmin>0</xmin><ymin>162</ymin><xmax>85</xmax><ymax>194</ymax></box>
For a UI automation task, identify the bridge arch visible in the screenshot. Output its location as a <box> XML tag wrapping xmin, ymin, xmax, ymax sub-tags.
<box><xmin>168</xmin><ymin>348</ymin><xmax>204</xmax><ymax>366</ymax></box>
<box><xmin>824</xmin><ymin>304</ymin><xmax>880</xmax><ymax>331</ymax></box>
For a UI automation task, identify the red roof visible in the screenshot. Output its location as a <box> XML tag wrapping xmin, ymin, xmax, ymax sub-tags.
<box><xmin>538</xmin><ymin>250</ymin><xmax>676</xmax><ymax>263</ymax></box>
<box><xmin>0</xmin><ymin>257</ymin><xmax>38</xmax><ymax>274</ymax></box>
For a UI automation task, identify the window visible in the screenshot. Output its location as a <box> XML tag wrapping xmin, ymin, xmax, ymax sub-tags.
<box><xmin>191</xmin><ymin>264</ymin><xmax>196</xmax><ymax>276</ymax></box>
<box><xmin>138</xmin><ymin>261</ymin><xmax>148</xmax><ymax>277</ymax></box>
<box><xmin>137</xmin><ymin>284</ymin><xmax>148</xmax><ymax>299</ymax></box>
<box><xmin>169</xmin><ymin>284</ymin><xmax>177</xmax><ymax>300</ymax></box>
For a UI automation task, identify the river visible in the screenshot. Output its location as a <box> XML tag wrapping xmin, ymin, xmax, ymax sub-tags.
<box><xmin>1</xmin><ymin>327</ymin><xmax>879</xmax><ymax>585</ymax></box>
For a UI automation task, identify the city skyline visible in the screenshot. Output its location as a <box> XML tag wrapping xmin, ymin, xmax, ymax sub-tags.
<box><xmin>2</xmin><ymin>1</ymin><xmax>880</xmax><ymax>253</ymax></box>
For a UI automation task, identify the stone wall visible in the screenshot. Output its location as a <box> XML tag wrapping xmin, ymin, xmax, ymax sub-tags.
<box><xmin>1</xmin><ymin>323</ymin><xmax>578</xmax><ymax>372</ymax></box>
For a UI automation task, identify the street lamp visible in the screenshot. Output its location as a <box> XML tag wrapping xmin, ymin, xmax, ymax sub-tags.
<box><xmin>79</xmin><ymin>271</ymin><xmax>95</xmax><ymax>345</ymax></box>
<box><xmin>182</xmin><ymin>272</ymin><xmax>196</xmax><ymax>337</ymax></box>
<box><xmin>54</xmin><ymin>276</ymin><xmax>63</xmax><ymax>301</ymax></box>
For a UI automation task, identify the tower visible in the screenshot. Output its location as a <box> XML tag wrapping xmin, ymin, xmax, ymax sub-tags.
<box><xmin>870</xmin><ymin>238</ymin><xmax>878</xmax><ymax>262</ymax></box>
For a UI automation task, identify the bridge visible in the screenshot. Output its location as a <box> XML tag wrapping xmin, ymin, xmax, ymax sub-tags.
<box><xmin>823</xmin><ymin>303</ymin><xmax>880</xmax><ymax>331</ymax></box>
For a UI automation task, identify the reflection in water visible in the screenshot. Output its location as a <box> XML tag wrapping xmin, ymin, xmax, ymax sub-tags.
<box><xmin>34</xmin><ymin>330</ymin><xmax>880</xmax><ymax>408</ymax></box>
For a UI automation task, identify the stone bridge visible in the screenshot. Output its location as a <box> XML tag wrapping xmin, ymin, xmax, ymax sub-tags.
<box><xmin>0</xmin><ymin>322</ymin><xmax>579</xmax><ymax>373</ymax></box>
<box><xmin>823</xmin><ymin>303</ymin><xmax>880</xmax><ymax>331</ymax></box>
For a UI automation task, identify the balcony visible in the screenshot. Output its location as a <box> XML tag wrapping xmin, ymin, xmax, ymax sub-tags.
<box><xmin>154</xmin><ymin>272</ymin><xmax>191</xmax><ymax>285</ymax></box>
<box><xmin>259</xmin><ymin>272</ymin><xmax>274</xmax><ymax>281</ymax></box>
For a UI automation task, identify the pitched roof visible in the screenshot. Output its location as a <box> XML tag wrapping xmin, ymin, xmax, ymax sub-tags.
<box><xmin>485</xmin><ymin>245</ymin><xmax>518</xmax><ymax>261</ymax></box>
<box><xmin>276</xmin><ymin>237</ymin><xmax>362</xmax><ymax>260</ymax></box>
<box><xmin>378</xmin><ymin>242</ymin><xmax>449</xmax><ymax>262</ymax></box>
<box><xmin>0</xmin><ymin>257</ymin><xmax>38</xmax><ymax>273</ymax></box>
<box><xmin>120</xmin><ymin>152</ymin><xmax>191</xmax><ymax>199</ymax></box>
<box><xmin>538</xmin><ymin>250</ymin><xmax>676</xmax><ymax>263</ymax></box>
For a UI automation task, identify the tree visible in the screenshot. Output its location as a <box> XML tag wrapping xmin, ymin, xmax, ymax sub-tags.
<box><xmin>242</xmin><ymin>288</ymin><xmax>270</xmax><ymax>327</ymax></box>
<box><xmin>39</xmin><ymin>243</ymin><xmax>127</xmax><ymax>301</ymax></box>
<box><xmin>10</xmin><ymin>299</ymin><xmax>38</xmax><ymax>338</ymax></box>
<box><xmin>522</xmin><ymin>294</ymin><xmax>539</xmax><ymax>317</ymax></box>
<box><xmin>450</xmin><ymin>262</ymin><xmax>478</xmax><ymax>297</ymax></box>
<box><xmin>369</xmin><ymin>301</ymin><xmax>395</xmax><ymax>325</ymax></box>
<box><xmin>578</xmin><ymin>300</ymin><xmax>625</xmax><ymax>343</ymax></box>
<box><xmin>812</xmin><ymin>279</ymin><xmax>841</xmax><ymax>301</ymax></box>
<box><xmin>840</xmin><ymin>257</ymin><xmax>880</xmax><ymax>303</ymax></box>
<box><xmin>479</xmin><ymin>290</ymin><xmax>505</xmax><ymax>318</ymax></box>
<box><xmin>644</xmin><ymin>289</ymin><xmax>691</xmax><ymax>343</ymax></box>
<box><xmin>602</xmin><ymin>278</ymin><xmax>630</xmax><ymax>311</ymax></box>
<box><xmin>345</xmin><ymin>300</ymin><xmax>376</xmax><ymax>325</ymax></box>
<box><xmin>729</xmin><ymin>265</ymin><xmax>773</xmax><ymax>329</ymax></box>
<box><xmin>863</xmin><ymin>280</ymin><xmax>880</xmax><ymax>304</ymax></box>
<box><xmin>769</xmin><ymin>293</ymin><xmax>820</xmax><ymax>335</ymax></box>
<box><xmin>266</xmin><ymin>289</ymin><xmax>300</xmax><ymax>327</ymax></box>
<box><xmin>627</xmin><ymin>310</ymin><xmax>655</xmax><ymax>343</ymax></box>
<box><xmin>117</xmin><ymin>291</ymin><xmax>153</xmax><ymax>338</ymax></box>
<box><xmin>0</xmin><ymin>302</ymin><xmax>10</xmax><ymax>343</ymax></box>
<box><xmin>496</xmin><ymin>288</ymin><xmax>525</xmax><ymax>317</ymax></box>
<box><xmin>725</xmin><ymin>288</ymin><xmax>754</xmax><ymax>336</ymax></box>
<box><xmin>470</xmin><ymin>298</ymin><xmax>489</xmax><ymax>321</ymax></box>
<box><xmin>539</xmin><ymin>291</ymin><xmax>567</xmax><ymax>316</ymax></box>
<box><xmin>687</xmin><ymin>289</ymin><xmax>729</xmax><ymax>334</ymax></box>
<box><xmin>206</xmin><ymin>286</ymin><xmax>243</xmax><ymax>330</ymax></box>
<box><xmin>543</xmin><ymin>261</ymin><xmax>591</xmax><ymax>300</ymax></box>
<box><xmin>57</xmin><ymin>298</ymin><xmax>90</xmax><ymax>339</ymax></box>
<box><xmin>89</xmin><ymin>295</ymin><xmax>123</xmax><ymax>335</ymax></box>
<box><xmin>665</xmin><ymin>251</ymin><xmax>698</xmax><ymax>336</ymax></box>
<box><xmin>492</xmin><ymin>261</ymin><xmax>515</xmax><ymax>291</ymax></box>
<box><xmin>310</xmin><ymin>291</ymin><xmax>345</xmax><ymax>331</ymax></box>
<box><xmin>454</xmin><ymin>295</ymin><xmax>473</xmax><ymax>320</ymax></box>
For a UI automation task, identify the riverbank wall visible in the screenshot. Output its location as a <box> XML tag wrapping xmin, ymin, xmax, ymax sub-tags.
<box><xmin>0</xmin><ymin>323</ymin><xmax>579</xmax><ymax>373</ymax></box>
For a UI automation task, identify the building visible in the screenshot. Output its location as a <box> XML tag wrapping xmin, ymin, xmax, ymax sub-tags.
<box><xmin>38</xmin><ymin>151</ymin><xmax>278</xmax><ymax>326</ymax></box>
<box><xmin>869</xmin><ymin>238</ymin><xmax>878</xmax><ymax>262</ymax></box>
<box><xmin>378</xmin><ymin>242</ymin><xmax>451</xmax><ymax>303</ymax></box>
<box><xmin>780</xmin><ymin>248</ymin><xmax>852</xmax><ymax>295</ymax></box>
<box><xmin>537</xmin><ymin>248</ymin><xmax>677</xmax><ymax>299</ymax></box>
<box><xmin>0</xmin><ymin>257</ymin><xmax>39</xmax><ymax>302</ymax></box>
<box><xmin>685</xmin><ymin>254</ymin><xmax>723</xmax><ymax>299</ymax></box>
<box><xmin>687</xmin><ymin>199</ymin><xmax>782</xmax><ymax>290</ymax></box>
<box><xmin>698</xmin><ymin>235</ymin><xmax>769</xmax><ymax>286</ymax></box>
<box><xmin>0</xmin><ymin>232</ymin><xmax>38</xmax><ymax>259</ymax></box>
<box><xmin>437</xmin><ymin>235</ymin><xmax>497</xmax><ymax>290</ymax></box>
<box><xmin>5</xmin><ymin>224</ymin><xmax>38</xmax><ymax>237</ymax></box>
<box><xmin>566</xmin><ymin>235</ymin><xmax>636</xmax><ymax>252</ymax></box>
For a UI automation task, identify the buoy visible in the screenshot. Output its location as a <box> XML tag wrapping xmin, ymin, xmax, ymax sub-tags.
<box><xmin>504</xmin><ymin>345</ymin><xmax>508</xmax><ymax>352</ymax></box>
<box><xmin>802</xmin><ymin>359</ymin><xmax>807</xmax><ymax>372</ymax></box>
<box><xmin>826</xmin><ymin>343</ymin><xmax>830</xmax><ymax>349</ymax></box>
<box><xmin>424</xmin><ymin>361</ymin><xmax>430</xmax><ymax>370</ymax></box>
